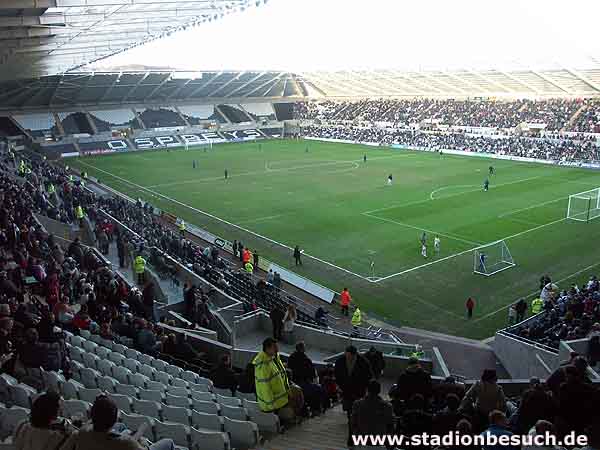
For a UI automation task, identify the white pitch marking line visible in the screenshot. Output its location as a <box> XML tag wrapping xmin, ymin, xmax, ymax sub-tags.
<box><xmin>237</xmin><ymin>214</ymin><xmax>288</xmax><ymax>225</ymax></box>
<box><xmin>76</xmin><ymin>160</ymin><xmax>373</xmax><ymax>283</ymax></box>
<box><xmin>364</xmin><ymin>175</ymin><xmax>544</xmax><ymax>216</ymax></box>
<box><xmin>430</xmin><ymin>185</ymin><xmax>477</xmax><ymax>200</ymax></box>
<box><xmin>373</xmin><ymin>216</ymin><xmax>568</xmax><ymax>283</ymax></box>
<box><xmin>498</xmin><ymin>196</ymin><xmax>568</xmax><ymax>218</ymax></box>
<box><xmin>362</xmin><ymin>212</ymin><xmax>481</xmax><ymax>246</ymax></box>
<box><xmin>473</xmin><ymin>260</ymin><xmax>600</xmax><ymax>323</ymax></box>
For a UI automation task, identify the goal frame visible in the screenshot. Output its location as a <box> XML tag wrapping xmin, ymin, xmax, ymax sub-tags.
<box><xmin>473</xmin><ymin>240</ymin><xmax>516</xmax><ymax>277</ymax></box>
<box><xmin>566</xmin><ymin>188</ymin><xmax>600</xmax><ymax>222</ymax></box>
<box><xmin>184</xmin><ymin>141</ymin><xmax>213</xmax><ymax>151</ymax></box>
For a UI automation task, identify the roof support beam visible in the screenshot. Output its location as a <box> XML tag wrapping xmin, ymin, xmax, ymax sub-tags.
<box><xmin>531</xmin><ymin>70</ymin><xmax>572</xmax><ymax>94</ymax></box>
<box><xmin>225</xmin><ymin>72</ymin><xmax>265</xmax><ymax>98</ymax></box>
<box><xmin>563</xmin><ymin>67</ymin><xmax>600</xmax><ymax>93</ymax></box>
<box><xmin>243</xmin><ymin>73</ymin><xmax>284</xmax><ymax>98</ymax></box>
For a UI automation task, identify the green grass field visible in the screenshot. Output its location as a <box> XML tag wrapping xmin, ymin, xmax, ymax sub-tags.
<box><xmin>70</xmin><ymin>139</ymin><xmax>600</xmax><ymax>339</ymax></box>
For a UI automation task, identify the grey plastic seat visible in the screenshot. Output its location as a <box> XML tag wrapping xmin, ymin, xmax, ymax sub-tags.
<box><xmin>154</xmin><ymin>421</ymin><xmax>189</xmax><ymax>449</ymax></box>
<box><xmin>162</xmin><ymin>405</ymin><xmax>190</xmax><ymax>426</ymax></box>
<box><xmin>63</xmin><ymin>399</ymin><xmax>91</xmax><ymax>419</ymax></box>
<box><xmin>191</xmin><ymin>391</ymin><xmax>214</xmax><ymax>403</ymax></box>
<box><xmin>165</xmin><ymin>393</ymin><xmax>191</xmax><ymax>408</ymax></box>
<box><xmin>190</xmin><ymin>410</ymin><xmax>223</xmax><ymax>432</ymax></box>
<box><xmin>133</xmin><ymin>398</ymin><xmax>162</xmax><ymax>420</ymax></box>
<box><xmin>78</xmin><ymin>387</ymin><xmax>103</xmax><ymax>403</ymax></box>
<box><xmin>120</xmin><ymin>412</ymin><xmax>156</xmax><ymax>441</ymax></box>
<box><xmin>216</xmin><ymin>394</ymin><xmax>241</xmax><ymax>407</ymax></box>
<box><xmin>191</xmin><ymin>399</ymin><xmax>220</xmax><ymax>416</ymax></box>
<box><xmin>223</xmin><ymin>417</ymin><xmax>259</xmax><ymax>450</ymax></box>
<box><xmin>115</xmin><ymin>383</ymin><xmax>138</xmax><ymax>398</ymax></box>
<box><xmin>61</xmin><ymin>379</ymin><xmax>84</xmax><ymax>400</ymax></box>
<box><xmin>167</xmin><ymin>387</ymin><xmax>189</xmax><ymax>398</ymax></box>
<box><xmin>139</xmin><ymin>388</ymin><xmax>163</xmax><ymax>403</ymax></box>
<box><xmin>189</xmin><ymin>426</ymin><xmax>230</xmax><ymax>450</ymax></box>
<box><xmin>97</xmin><ymin>375</ymin><xmax>118</xmax><ymax>393</ymax></box>
<box><xmin>220</xmin><ymin>404</ymin><xmax>247</xmax><ymax>421</ymax></box>
<box><xmin>108</xmin><ymin>393</ymin><xmax>133</xmax><ymax>413</ymax></box>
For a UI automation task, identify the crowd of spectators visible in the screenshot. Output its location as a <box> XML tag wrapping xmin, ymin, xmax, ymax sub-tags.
<box><xmin>296</xmin><ymin>98</ymin><xmax>590</xmax><ymax>131</ymax></box>
<box><xmin>302</xmin><ymin>125</ymin><xmax>600</xmax><ymax>163</ymax></box>
<box><xmin>571</xmin><ymin>100</ymin><xmax>600</xmax><ymax>133</ymax></box>
<box><xmin>507</xmin><ymin>275</ymin><xmax>600</xmax><ymax>351</ymax></box>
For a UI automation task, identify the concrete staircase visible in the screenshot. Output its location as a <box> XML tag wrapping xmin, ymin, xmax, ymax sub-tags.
<box><xmin>260</xmin><ymin>405</ymin><xmax>349</xmax><ymax>450</ymax></box>
<box><xmin>562</xmin><ymin>103</ymin><xmax>588</xmax><ymax>132</ymax></box>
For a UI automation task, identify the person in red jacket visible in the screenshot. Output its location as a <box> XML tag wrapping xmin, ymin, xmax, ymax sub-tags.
<box><xmin>340</xmin><ymin>288</ymin><xmax>352</xmax><ymax>317</ymax></box>
<box><xmin>242</xmin><ymin>248</ymin><xmax>251</xmax><ymax>265</ymax></box>
<box><xmin>466</xmin><ymin>297</ymin><xmax>475</xmax><ymax>319</ymax></box>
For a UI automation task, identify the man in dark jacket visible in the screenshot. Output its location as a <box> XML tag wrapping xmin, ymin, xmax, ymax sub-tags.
<box><xmin>515</xmin><ymin>298</ymin><xmax>528</xmax><ymax>323</ymax></box>
<box><xmin>269</xmin><ymin>305</ymin><xmax>284</xmax><ymax>340</ymax></box>
<box><xmin>364</xmin><ymin>346</ymin><xmax>385</xmax><ymax>379</ymax></box>
<box><xmin>287</xmin><ymin>342</ymin><xmax>315</xmax><ymax>384</ymax></box>
<box><xmin>351</xmin><ymin>379</ymin><xmax>394</xmax><ymax>441</ymax></box>
<box><xmin>142</xmin><ymin>281</ymin><xmax>155</xmax><ymax>322</ymax></box>
<box><xmin>335</xmin><ymin>345</ymin><xmax>373</xmax><ymax>445</ymax></box>
<box><xmin>391</xmin><ymin>357</ymin><xmax>433</xmax><ymax>403</ymax></box>
<box><xmin>210</xmin><ymin>353</ymin><xmax>238</xmax><ymax>394</ymax></box>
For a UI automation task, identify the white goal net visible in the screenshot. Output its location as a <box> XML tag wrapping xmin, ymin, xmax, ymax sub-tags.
<box><xmin>474</xmin><ymin>240</ymin><xmax>516</xmax><ymax>276</ymax></box>
<box><xmin>567</xmin><ymin>188</ymin><xmax>600</xmax><ymax>222</ymax></box>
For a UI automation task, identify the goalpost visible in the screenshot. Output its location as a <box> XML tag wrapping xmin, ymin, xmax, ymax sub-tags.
<box><xmin>473</xmin><ymin>240</ymin><xmax>516</xmax><ymax>276</ymax></box>
<box><xmin>184</xmin><ymin>141</ymin><xmax>213</xmax><ymax>151</ymax></box>
<box><xmin>566</xmin><ymin>188</ymin><xmax>600</xmax><ymax>222</ymax></box>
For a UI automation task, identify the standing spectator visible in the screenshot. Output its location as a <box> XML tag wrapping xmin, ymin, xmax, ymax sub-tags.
<box><xmin>116</xmin><ymin>235</ymin><xmax>125</xmax><ymax>268</ymax></box>
<box><xmin>14</xmin><ymin>392</ymin><xmax>73</xmax><ymax>450</ymax></box>
<box><xmin>287</xmin><ymin>342</ymin><xmax>315</xmax><ymax>385</ymax></box>
<box><xmin>253</xmin><ymin>338</ymin><xmax>294</xmax><ymax>422</ymax></box>
<box><xmin>340</xmin><ymin>288</ymin><xmax>352</xmax><ymax>317</ymax></box>
<box><xmin>508</xmin><ymin>305</ymin><xmax>517</xmax><ymax>325</ymax></box>
<box><xmin>531</xmin><ymin>297</ymin><xmax>544</xmax><ymax>315</ymax></box>
<box><xmin>460</xmin><ymin>369</ymin><xmax>507</xmax><ymax>430</ymax></box>
<box><xmin>335</xmin><ymin>345</ymin><xmax>373</xmax><ymax>445</ymax></box>
<box><xmin>60</xmin><ymin>396</ymin><xmax>176</xmax><ymax>450</ymax></box>
<box><xmin>515</xmin><ymin>298</ymin><xmax>528</xmax><ymax>322</ymax></box>
<box><xmin>514</xmin><ymin>379</ymin><xmax>556</xmax><ymax>434</ymax></box>
<box><xmin>390</xmin><ymin>356</ymin><xmax>432</xmax><ymax>405</ymax></box>
<box><xmin>134</xmin><ymin>253</ymin><xmax>146</xmax><ymax>285</ymax></box>
<box><xmin>351</xmin><ymin>380</ymin><xmax>394</xmax><ymax>446</ymax></box>
<box><xmin>364</xmin><ymin>346</ymin><xmax>385</xmax><ymax>379</ymax></box>
<box><xmin>466</xmin><ymin>297</ymin><xmax>475</xmax><ymax>319</ymax></box>
<box><xmin>269</xmin><ymin>305</ymin><xmax>284</xmax><ymax>340</ymax></box>
<box><xmin>210</xmin><ymin>353</ymin><xmax>238</xmax><ymax>395</ymax></box>
<box><xmin>314</xmin><ymin>306</ymin><xmax>328</xmax><ymax>327</ymax></box>
<box><xmin>273</xmin><ymin>271</ymin><xmax>282</xmax><ymax>289</ymax></box>
<box><xmin>266</xmin><ymin>269</ymin><xmax>274</xmax><ymax>284</ymax></box>
<box><xmin>282</xmin><ymin>304</ymin><xmax>297</xmax><ymax>344</ymax></box>
<box><xmin>252</xmin><ymin>250</ymin><xmax>259</xmax><ymax>269</ymax></box>
<box><xmin>293</xmin><ymin>245</ymin><xmax>302</xmax><ymax>266</ymax></box>
<box><xmin>351</xmin><ymin>306</ymin><xmax>362</xmax><ymax>329</ymax></box>
<box><xmin>238</xmin><ymin>241</ymin><xmax>244</xmax><ymax>263</ymax></box>
<box><xmin>142</xmin><ymin>281</ymin><xmax>155</xmax><ymax>322</ymax></box>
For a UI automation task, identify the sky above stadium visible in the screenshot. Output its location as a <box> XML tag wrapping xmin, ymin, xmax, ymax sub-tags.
<box><xmin>100</xmin><ymin>0</ymin><xmax>600</xmax><ymax>72</ymax></box>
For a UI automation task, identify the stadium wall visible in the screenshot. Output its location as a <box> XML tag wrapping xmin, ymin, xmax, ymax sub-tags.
<box><xmin>493</xmin><ymin>331</ymin><xmax>558</xmax><ymax>379</ymax></box>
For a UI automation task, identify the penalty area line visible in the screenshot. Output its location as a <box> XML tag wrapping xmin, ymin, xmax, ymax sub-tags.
<box><xmin>76</xmin><ymin>160</ymin><xmax>374</xmax><ymax>283</ymax></box>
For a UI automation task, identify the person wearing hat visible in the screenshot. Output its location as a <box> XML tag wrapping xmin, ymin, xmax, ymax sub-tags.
<box><xmin>334</xmin><ymin>345</ymin><xmax>373</xmax><ymax>445</ymax></box>
<box><xmin>351</xmin><ymin>306</ymin><xmax>362</xmax><ymax>329</ymax></box>
<box><xmin>460</xmin><ymin>369</ymin><xmax>507</xmax><ymax>427</ymax></box>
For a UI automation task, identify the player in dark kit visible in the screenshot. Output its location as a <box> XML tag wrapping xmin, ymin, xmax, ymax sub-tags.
<box><xmin>364</xmin><ymin>154</ymin><xmax>367</xmax><ymax>163</ymax></box>
<box><xmin>483</xmin><ymin>178</ymin><xmax>489</xmax><ymax>191</ymax></box>
<box><xmin>224</xmin><ymin>169</ymin><xmax>228</xmax><ymax>180</ymax></box>
<box><xmin>192</xmin><ymin>160</ymin><xmax>196</xmax><ymax>169</ymax></box>
<box><xmin>489</xmin><ymin>165</ymin><xmax>495</xmax><ymax>175</ymax></box>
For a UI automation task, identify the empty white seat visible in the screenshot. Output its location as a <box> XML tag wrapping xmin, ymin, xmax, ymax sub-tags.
<box><xmin>146</xmin><ymin>381</ymin><xmax>165</xmax><ymax>392</ymax></box>
<box><xmin>129</xmin><ymin>374</ymin><xmax>149</xmax><ymax>389</ymax></box>
<box><xmin>191</xmin><ymin>399</ymin><xmax>220</xmax><ymax>416</ymax></box>
<box><xmin>155</xmin><ymin>371</ymin><xmax>172</xmax><ymax>386</ymax></box>
<box><xmin>82</xmin><ymin>340</ymin><xmax>98</xmax><ymax>354</ymax></box>
<box><xmin>154</xmin><ymin>421</ymin><xmax>189</xmax><ymax>448</ymax></box>
<box><xmin>195</xmin><ymin>378</ymin><xmax>213</xmax><ymax>389</ymax></box>
<box><xmin>140</xmin><ymin>364</ymin><xmax>156</xmax><ymax>380</ymax></box>
<box><xmin>213</xmin><ymin>388</ymin><xmax>233</xmax><ymax>397</ymax></box>
<box><xmin>120</xmin><ymin>412</ymin><xmax>155</xmax><ymax>441</ymax></box>
<box><xmin>182</xmin><ymin>371</ymin><xmax>198</xmax><ymax>385</ymax></box>
<box><xmin>82</xmin><ymin>353</ymin><xmax>99</xmax><ymax>370</ymax></box>
<box><xmin>216</xmin><ymin>394</ymin><xmax>241</xmax><ymax>408</ymax></box>
<box><xmin>63</xmin><ymin>399</ymin><xmax>91</xmax><ymax>419</ymax></box>
<box><xmin>247</xmin><ymin>409</ymin><xmax>280</xmax><ymax>434</ymax></box>
<box><xmin>9</xmin><ymin>384</ymin><xmax>34</xmax><ymax>408</ymax></box>
<box><xmin>188</xmin><ymin>382</ymin><xmax>210</xmax><ymax>393</ymax></box>
<box><xmin>97</xmin><ymin>376</ymin><xmax>118</xmax><ymax>393</ymax></box>
<box><xmin>70</xmin><ymin>360</ymin><xmax>84</xmax><ymax>380</ymax></box>
<box><xmin>0</xmin><ymin>406</ymin><xmax>29</xmax><ymax>440</ymax></box>
<box><xmin>190</xmin><ymin>410</ymin><xmax>223</xmax><ymax>432</ymax></box>
<box><xmin>61</xmin><ymin>379</ymin><xmax>84</xmax><ymax>400</ymax></box>
<box><xmin>71</xmin><ymin>336</ymin><xmax>85</xmax><ymax>347</ymax></box>
<box><xmin>124</xmin><ymin>358</ymin><xmax>140</xmax><ymax>373</ymax></box>
<box><xmin>236</xmin><ymin>392</ymin><xmax>256</xmax><ymax>401</ymax></box>
<box><xmin>166</xmin><ymin>365</ymin><xmax>183</xmax><ymax>378</ymax></box>
<box><xmin>69</xmin><ymin>346</ymin><xmax>85</xmax><ymax>363</ymax></box>
<box><xmin>108</xmin><ymin>393</ymin><xmax>132</xmax><ymax>413</ymax></box>
<box><xmin>139</xmin><ymin>388</ymin><xmax>163</xmax><ymax>403</ymax></box>
<box><xmin>79</xmin><ymin>368</ymin><xmax>100</xmax><ymax>389</ymax></box>
<box><xmin>189</xmin><ymin>426</ymin><xmax>229</xmax><ymax>450</ymax></box>
<box><xmin>220</xmin><ymin>405</ymin><xmax>247</xmax><ymax>421</ymax></box>
<box><xmin>97</xmin><ymin>359</ymin><xmax>117</xmax><ymax>377</ymax></box>
<box><xmin>125</xmin><ymin>348</ymin><xmax>141</xmax><ymax>360</ymax></box>
<box><xmin>190</xmin><ymin>391</ymin><xmax>214</xmax><ymax>403</ymax></box>
<box><xmin>112</xmin><ymin>366</ymin><xmax>132</xmax><ymax>385</ymax></box>
<box><xmin>42</xmin><ymin>371</ymin><xmax>65</xmax><ymax>393</ymax></box>
<box><xmin>115</xmin><ymin>383</ymin><xmax>138</xmax><ymax>398</ymax></box>
<box><xmin>78</xmin><ymin>388</ymin><xmax>103</xmax><ymax>403</ymax></box>
<box><xmin>95</xmin><ymin>346</ymin><xmax>110</xmax><ymax>360</ymax></box>
<box><xmin>241</xmin><ymin>399</ymin><xmax>260</xmax><ymax>412</ymax></box>
<box><xmin>112</xmin><ymin>344</ymin><xmax>127</xmax><ymax>354</ymax></box>
<box><xmin>162</xmin><ymin>405</ymin><xmax>190</xmax><ymax>425</ymax></box>
<box><xmin>79</xmin><ymin>330</ymin><xmax>91</xmax><ymax>339</ymax></box>
<box><xmin>223</xmin><ymin>417</ymin><xmax>259</xmax><ymax>450</ymax></box>
<box><xmin>167</xmin><ymin>387</ymin><xmax>189</xmax><ymax>398</ymax></box>
<box><xmin>138</xmin><ymin>353</ymin><xmax>154</xmax><ymax>366</ymax></box>
<box><xmin>89</xmin><ymin>334</ymin><xmax>103</xmax><ymax>345</ymax></box>
<box><xmin>99</xmin><ymin>338</ymin><xmax>114</xmax><ymax>349</ymax></box>
<box><xmin>171</xmin><ymin>379</ymin><xmax>188</xmax><ymax>388</ymax></box>
<box><xmin>133</xmin><ymin>398</ymin><xmax>162</xmax><ymax>420</ymax></box>
<box><xmin>165</xmin><ymin>393</ymin><xmax>191</xmax><ymax>408</ymax></box>
<box><xmin>0</xmin><ymin>374</ymin><xmax>18</xmax><ymax>397</ymax></box>
<box><xmin>108</xmin><ymin>352</ymin><xmax>125</xmax><ymax>365</ymax></box>
<box><xmin>151</xmin><ymin>359</ymin><xmax>167</xmax><ymax>371</ymax></box>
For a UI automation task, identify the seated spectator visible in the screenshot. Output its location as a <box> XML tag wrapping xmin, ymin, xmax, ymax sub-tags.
<box><xmin>99</xmin><ymin>322</ymin><xmax>114</xmax><ymax>341</ymax></box>
<box><xmin>481</xmin><ymin>410</ymin><xmax>518</xmax><ymax>450</ymax></box>
<box><xmin>71</xmin><ymin>305</ymin><xmax>91</xmax><ymax>331</ymax></box>
<box><xmin>546</xmin><ymin>356</ymin><xmax>589</xmax><ymax>395</ymax></box>
<box><xmin>557</xmin><ymin>364</ymin><xmax>600</xmax><ymax>435</ymax></box>
<box><xmin>433</xmin><ymin>393</ymin><xmax>466</xmax><ymax>435</ymax></box>
<box><xmin>135</xmin><ymin>320</ymin><xmax>160</xmax><ymax>355</ymax></box>
<box><xmin>14</xmin><ymin>392</ymin><xmax>74</xmax><ymax>450</ymax></box>
<box><xmin>351</xmin><ymin>380</ymin><xmax>394</xmax><ymax>443</ymax></box>
<box><xmin>460</xmin><ymin>369</ymin><xmax>507</xmax><ymax>431</ymax></box>
<box><xmin>398</xmin><ymin>393</ymin><xmax>433</xmax><ymax>445</ymax></box>
<box><xmin>523</xmin><ymin>420</ymin><xmax>566</xmax><ymax>450</ymax></box>
<box><xmin>60</xmin><ymin>395</ymin><xmax>175</xmax><ymax>450</ymax></box>
<box><xmin>514</xmin><ymin>378</ymin><xmax>556</xmax><ymax>434</ymax></box>
<box><xmin>210</xmin><ymin>353</ymin><xmax>238</xmax><ymax>394</ymax></box>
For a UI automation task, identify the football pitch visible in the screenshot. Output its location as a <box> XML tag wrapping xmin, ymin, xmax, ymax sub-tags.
<box><xmin>70</xmin><ymin>139</ymin><xmax>600</xmax><ymax>339</ymax></box>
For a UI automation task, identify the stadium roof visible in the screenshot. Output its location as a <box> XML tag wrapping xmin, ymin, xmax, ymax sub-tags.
<box><xmin>301</xmin><ymin>68</ymin><xmax>600</xmax><ymax>98</ymax></box>
<box><xmin>0</xmin><ymin>0</ymin><xmax>260</xmax><ymax>82</ymax></box>
<box><xmin>0</xmin><ymin>71</ymin><xmax>307</xmax><ymax>110</ymax></box>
